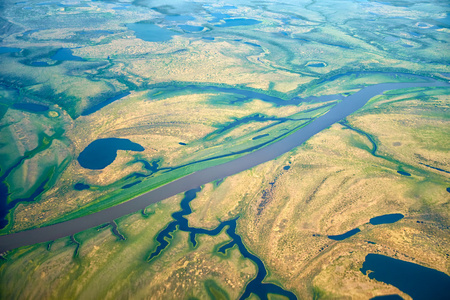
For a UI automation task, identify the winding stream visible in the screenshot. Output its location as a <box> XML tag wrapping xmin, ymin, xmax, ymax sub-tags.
<box><xmin>148</xmin><ymin>188</ymin><xmax>296</xmax><ymax>299</ymax></box>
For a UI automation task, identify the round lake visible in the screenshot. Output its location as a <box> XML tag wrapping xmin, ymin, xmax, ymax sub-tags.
<box><xmin>78</xmin><ymin>138</ymin><xmax>144</xmax><ymax>170</ymax></box>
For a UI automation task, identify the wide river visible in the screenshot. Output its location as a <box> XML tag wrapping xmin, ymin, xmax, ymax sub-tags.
<box><xmin>0</xmin><ymin>79</ymin><xmax>447</xmax><ymax>252</ymax></box>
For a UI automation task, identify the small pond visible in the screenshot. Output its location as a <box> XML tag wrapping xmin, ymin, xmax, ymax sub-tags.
<box><xmin>306</xmin><ymin>62</ymin><xmax>327</xmax><ymax>68</ymax></box>
<box><xmin>397</xmin><ymin>170</ymin><xmax>411</xmax><ymax>176</ymax></box>
<box><xmin>369</xmin><ymin>213</ymin><xmax>404</xmax><ymax>225</ymax></box>
<box><xmin>328</xmin><ymin>228</ymin><xmax>360</xmax><ymax>241</ymax></box>
<box><xmin>126</xmin><ymin>23</ymin><xmax>179</xmax><ymax>42</ymax></box>
<box><xmin>74</xmin><ymin>183</ymin><xmax>90</xmax><ymax>191</ymax></box>
<box><xmin>179</xmin><ymin>25</ymin><xmax>204</xmax><ymax>32</ymax></box>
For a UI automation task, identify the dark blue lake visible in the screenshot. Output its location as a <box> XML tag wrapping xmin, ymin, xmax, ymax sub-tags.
<box><xmin>74</xmin><ymin>183</ymin><xmax>90</xmax><ymax>191</ymax></box>
<box><xmin>370</xmin><ymin>213</ymin><xmax>404</xmax><ymax>225</ymax></box>
<box><xmin>81</xmin><ymin>92</ymin><xmax>130</xmax><ymax>116</ymax></box>
<box><xmin>397</xmin><ymin>170</ymin><xmax>411</xmax><ymax>176</ymax></box>
<box><xmin>78</xmin><ymin>138</ymin><xmax>144</xmax><ymax>170</ymax></box>
<box><xmin>328</xmin><ymin>228</ymin><xmax>360</xmax><ymax>241</ymax></box>
<box><xmin>126</xmin><ymin>23</ymin><xmax>179</xmax><ymax>42</ymax></box>
<box><xmin>361</xmin><ymin>254</ymin><xmax>450</xmax><ymax>299</ymax></box>
<box><xmin>51</xmin><ymin>48</ymin><xmax>85</xmax><ymax>61</ymax></box>
<box><xmin>216</xmin><ymin>18</ymin><xmax>261</xmax><ymax>27</ymax></box>
<box><xmin>0</xmin><ymin>47</ymin><xmax>21</xmax><ymax>54</ymax></box>
<box><xmin>12</xmin><ymin>103</ymin><xmax>49</xmax><ymax>112</ymax></box>
<box><xmin>179</xmin><ymin>25</ymin><xmax>204</xmax><ymax>32</ymax></box>
<box><xmin>307</xmin><ymin>62</ymin><xmax>326</xmax><ymax>67</ymax></box>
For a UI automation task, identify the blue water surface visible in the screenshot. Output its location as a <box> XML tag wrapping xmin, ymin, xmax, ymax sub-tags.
<box><xmin>51</xmin><ymin>48</ymin><xmax>85</xmax><ymax>61</ymax></box>
<box><xmin>12</xmin><ymin>103</ymin><xmax>49</xmax><ymax>112</ymax></box>
<box><xmin>216</xmin><ymin>18</ymin><xmax>261</xmax><ymax>27</ymax></box>
<box><xmin>78</xmin><ymin>138</ymin><xmax>144</xmax><ymax>170</ymax></box>
<box><xmin>179</xmin><ymin>25</ymin><xmax>204</xmax><ymax>32</ymax></box>
<box><xmin>0</xmin><ymin>47</ymin><xmax>21</xmax><ymax>54</ymax></box>
<box><xmin>127</xmin><ymin>23</ymin><xmax>179</xmax><ymax>42</ymax></box>
<box><xmin>328</xmin><ymin>228</ymin><xmax>360</xmax><ymax>241</ymax></box>
<box><xmin>74</xmin><ymin>183</ymin><xmax>90</xmax><ymax>191</ymax></box>
<box><xmin>81</xmin><ymin>92</ymin><xmax>130</xmax><ymax>116</ymax></box>
<box><xmin>370</xmin><ymin>213</ymin><xmax>404</xmax><ymax>225</ymax></box>
<box><xmin>148</xmin><ymin>188</ymin><xmax>297</xmax><ymax>300</ymax></box>
<box><xmin>361</xmin><ymin>254</ymin><xmax>450</xmax><ymax>300</ymax></box>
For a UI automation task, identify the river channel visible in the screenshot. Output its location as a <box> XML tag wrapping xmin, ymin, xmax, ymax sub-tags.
<box><xmin>0</xmin><ymin>79</ymin><xmax>447</xmax><ymax>252</ymax></box>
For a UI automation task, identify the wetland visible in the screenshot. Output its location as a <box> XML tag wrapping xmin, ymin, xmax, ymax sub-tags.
<box><xmin>0</xmin><ymin>1</ymin><xmax>449</xmax><ymax>299</ymax></box>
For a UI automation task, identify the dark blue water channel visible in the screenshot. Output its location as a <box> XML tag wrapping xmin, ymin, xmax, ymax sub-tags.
<box><xmin>81</xmin><ymin>91</ymin><xmax>130</xmax><ymax>116</ymax></box>
<box><xmin>77</xmin><ymin>138</ymin><xmax>144</xmax><ymax>170</ymax></box>
<box><xmin>361</xmin><ymin>254</ymin><xmax>450</xmax><ymax>299</ymax></box>
<box><xmin>328</xmin><ymin>228</ymin><xmax>361</xmax><ymax>241</ymax></box>
<box><xmin>0</xmin><ymin>178</ymin><xmax>49</xmax><ymax>229</ymax></box>
<box><xmin>12</xmin><ymin>103</ymin><xmax>49</xmax><ymax>112</ymax></box>
<box><xmin>397</xmin><ymin>170</ymin><xmax>411</xmax><ymax>176</ymax></box>
<box><xmin>307</xmin><ymin>62</ymin><xmax>326</xmax><ymax>68</ymax></box>
<box><xmin>148</xmin><ymin>188</ymin><xmax>296</xmax><ymax>300</ymax></box>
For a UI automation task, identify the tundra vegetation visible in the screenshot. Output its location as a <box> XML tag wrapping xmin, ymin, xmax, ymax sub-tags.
<box><xmin>0</xmin><ymin>0</ymin><xmax>448</xmax><ymax>299</ymax></box>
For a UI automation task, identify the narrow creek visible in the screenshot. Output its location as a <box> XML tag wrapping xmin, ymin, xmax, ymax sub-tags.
<box><xmin>148</xmin><ymin>188</ymin><xmax>297</xmax><ymax>300</ymax></box>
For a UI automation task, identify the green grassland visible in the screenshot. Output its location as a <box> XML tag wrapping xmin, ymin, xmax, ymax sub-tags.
<box><xmin>1</xmin><ymin>85</ymin><xmax>448</xmax><ymax>299</ymax></box>
<box><xmin>0</xmin><ymin>0</ymin><xmax>449</xmax><ymax>299</ymax></box>
<box><xmin>0</xmin><ymin>193</ymin><xmax>257</xmax><ymax>299</ymax></box>
<box><xmin>187</xmin><ymin>88</ymin><xmax>449</xmax><ymax>298</ymax></box>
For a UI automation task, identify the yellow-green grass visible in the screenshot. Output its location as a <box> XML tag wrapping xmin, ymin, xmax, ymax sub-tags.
<box><xmin>7</xmin><ymin>90</ymin><xmax>335</xmax><ymax>232</ymax></box>
<box><xmin>0</xmin><ymin>193</ymin><xmax>256</xmax><ymax>299</ymax></box>
<box><xmin>182</xmin><ymin>89</ymin><xmax>449</xmax><ymax>298</ymax></box>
